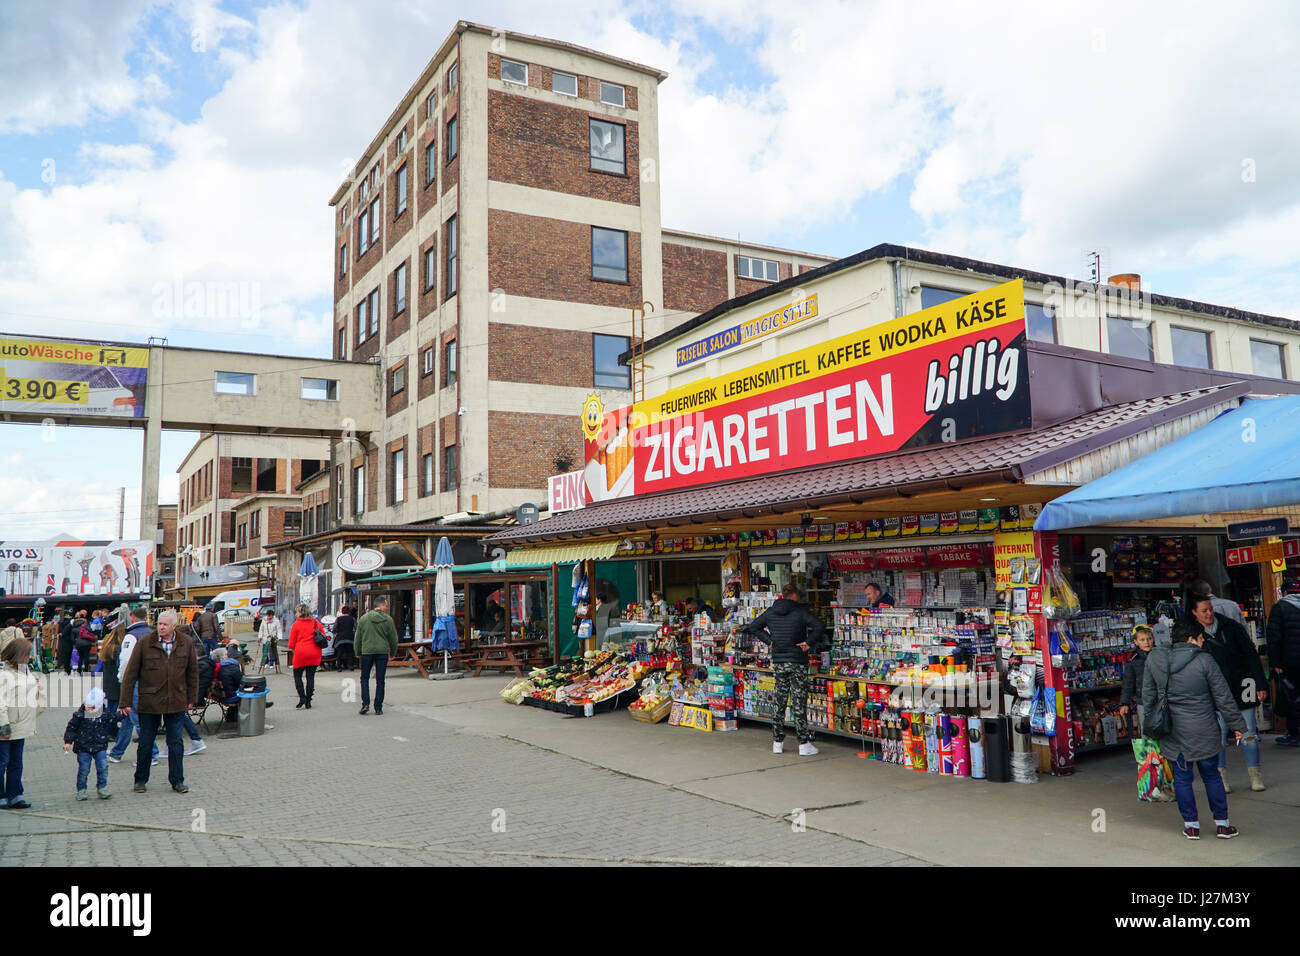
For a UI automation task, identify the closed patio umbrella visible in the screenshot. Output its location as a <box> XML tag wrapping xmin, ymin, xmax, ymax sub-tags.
<box><xmin>429</xmin><ymin>536</ymin><xmax>462</xmax><ymax>680</ymax></box>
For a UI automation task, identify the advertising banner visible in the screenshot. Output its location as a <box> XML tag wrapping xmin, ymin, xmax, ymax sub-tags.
<box><xmin>0</xmin><ymin>338</ymin><xmax>148</xmax><ymax>419</ymax></box>
<box><xmin>0</xmin><ymin>540</ymin><xmax>155</xmax><ymax>597</ymax></box>
<box><xmin>584</xmin><ymin>280</ymin><xmax>1029</xmax><ymax>504</ymax></box>
<box><xmin>675</xmin><ymin>294</ymin><xmax>818</xmax><ymax>368</ymax></box>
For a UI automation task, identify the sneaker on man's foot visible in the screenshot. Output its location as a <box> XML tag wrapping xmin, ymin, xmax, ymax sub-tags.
<box><xmin>1275</xmin><ymin>734</ymin><xmax>1300</xmax><ymax>747</ymax></box>
<box><xmin>7</xmin><ymin>799</ymin><xmax>30</xmax><ymax>810</ymax></box>
<box><xmin>1183</xmin><ymin>825</ymin><xmax>1201</xmax><ymax>840</ymax></box>
<box><xmin>374</xmin><ymin>707</ymin><xmax>383</xmax><ymax>715</ymax></box>
<box><xmin>1216</xmin><ymin>825</ymin><xmax>1240</xmax><ymax>839</ymax></box>
<box><xmin>359</xmin><ymin>705</ymin><xmax>369</xmax><ymax>715</ymax></box>
<box><xmin>1218</xmin><ymin>767</ymin><xmax>1232</xmax><ymax>793</ymax></box>
<box><xmin>97</xmin><ymin>789</ymin><xmax>111</xmax><ymax>800</ymax></box>
<box><xmin>133</xmin><ymin>783</ymin><xmax>146</xmax><ymax>793</ymax></box>
<box><xmin>772</xmin><ymin>740</ymin><xmax>784</xmax><ymax>754</ymax></box>
<box><xmin>107</xmin><ymin>754</ymin><xmax>123</xmax><ymax>764</ymax></box>
<box><xmin>150</xmin><ymin>758</ymin><xmax>159</xmax><ymax>767</ymax></box>
<box><xmin>798</xmin><ymin>742</ymin><xmax>819</xmax><ymax>756</ymax></box>
<box><xmin>76</xmin><ymin>790</ymin><xmax>88</xmax><ymax>801</ymax></box>
<box><xmin>185</xmin><ymin>740</ymin><xmax>206</xmax><ymax>756</ymax></box>
<box><xmin>172</xmin><ymin>783</ymin><xmax>189</xmax><ymax>794</ymax></box>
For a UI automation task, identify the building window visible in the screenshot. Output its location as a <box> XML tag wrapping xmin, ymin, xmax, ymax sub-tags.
<box><xmin>256</xmin><ymin>459</ymin><xmax>276</xmax><ymax>492</ymax></box>
<box><xmin>426</xmin><ymin>90</ymin><xmax>437</xmax><ymax>118</ymax></box>
<box><xmin>1024</xmin><ymin>303</ymin><xmax>1057</xmax><ymax>344</ymax></box>
<box><xmin>231</xmin><ymin>457</ymin><xmax>252</xmax><ymax>493</ymax></box>
<box><xmin>501</xmin><ymin>58</ymin><xmax>527</xmax><ymax>85</ymax></box>
<box><xmin>353</xmin><ymin>464</ymin><xmax>365</xmax><ymax>515</ymax></box>
<box><xmin>284</xmin><ymin>510</ymin><xmax>301</xmax><ymax>534</ymax></box>
<box><xmin>368</xmin><ymin>196</ymin><xmax>381</xmax><ymax>247</ymax></box>
<box><xmin>447</xmin><ymin>62</ymin><xmax>458</xmax><ymax>91</ymax></box>
<box><xmin>301</xmin><ymin>378</ymin><xmax>339</xmax><ymax>401</ymax></box>
<box><xmin>424</xmin><ymin>142</ymin><xmax>435</xmax><ymax>186</ymax></box>
<box><xmin>335</xmin><ymin>466</ymin><xmax>343</xmax><ymax>520</ymax></box>
<box><xmin>920</xmin><ymin>286</ymin><xmax>965</xmax><ymax>309</ymax></box>
<box><xmin>423</xmin><ymin>246</ymin><xmax>435</xmax><ymax>292</ymax></box>
<box><xmin>422</xmin><ymin>347</ymin><xmax>434</xmax><ymax>377</ymax></box>
<box><xmin>358</xmin><ymin>178</ymin><xmax>369</xmax><ymax>202</ymax></box>
<box><xmin>339</xmin><ymin>243</ymin><xmax>347</xmax><ymax>277</ymax></box>
<box><xmin>395</xmin><ymin>128</ymin><xmax>408</xmax><ymax>152</ymax></box>
<box><xmin>422</xmin><ymin>453</ymin><xmax>433</xmax><ymax>497</ymax></box>
<box><xmin>250</xmin><ymin>510</ymin><xmax>260</xmax><ymax>538</ymax></box>
<box><xmin>1107</xmin><ymin>316</ymin><xmax>1154</xmax><ymax>362</ymax></box>
<box><xmin>215</xmin><ymin>371</ymin><xmax>255</xmax><ymax>395</ymax></box>
<box><xmin>444</xmin><ymin>444</ymin><xmax>458</xmax><ymax>492</ymax></box>
<box><xmin>367</xmin><ymin>288</ymin><xmax>379</xmax><ymax>336</ymax></box>
<box><xmin>589</xmin><ymin>119</ymin><xmax>625</xmax><ymax>174</ymax></box>
<box><xmin>390</xmin><ymin>448</ymin><xmax>405</xmax><ymax>504</ymax></box>
<box><xmin>737</xmin><ymin>255</ymin><xmax>778</xmax><ymax>281</ymax></box>
<box><xmin>446</xmin><ymin>116</ymin><xmax>458</xmax><ymax>162</ymax></box>
<box><xmin>591</xmin><ymin>227</ymin><xmax>628</xmax><ymax>283</ymax></box>
<box><xmin>395</xmin><ymin>163</ymin><xmax>408</xmax><ymax>217</ymax></box>
<box><xmin>394</xmin><ymin>262</ymin><xmax>408</xmax><ymax>314</ymax></box>
<box><xmin>357</xmin><ymin>209</ymin><xmax>369</xmax><ymax>254</ymax></box>
<box><xmin>1250</xmin><ymin>339</ymin><xmax>1287</xmax><ymax>379</ymax></box>
<box><xmin>237</xmin><ymin>522</ymin><xmax>246</xmax><ymax>549</ymax></box>
<box><xmin>356</xmin><ymin>298</ymin><xmax>369</xmax><ymax>344</ymax></box>
<box><xmin>337</xmin><ymin>326</ymin><xmax>346</xmax><ymax>359</ymax></box>
<box><xmin>445</xmin><ymin>215</ymin><xmax>458</xmax><ymax>297</ymax></box>
<box><xmin>444</xmin><ymin>339</ymin><xmax>457</xmax><ymax>387</ymax></box>
<box><xmin>593</xmin><ymin>333</ymin><xmax>631</xmax><ymax>389</ymax></box>
<box><xmin>599</xmin><ymin>81</ymin><xmax>625</xmax><ymax>107</ymax></box>
<box><xmin>369</xmin><ymin>163</ymin><xmax>380</xmax><ymax>189</ymax></box>
<box><xmin>1170</xmin><ymin>326</ymin><xmax>1212</xmax><ymax>370</ymax></box>
<box><xmin>300</xmin><ymin>459</ymin><xmax>324</xmax><ymax>481</ymax></box>
<box><xmin>552</xmin><ymin>71</ymin><xmax>577</xmax><ymax>96</ymax></box>
<box><xmin>391</xmin><ymin>364</ymin><xmax>406</xmax><ymax>396</ymax></box>
<box><xmin>341</xmin><ymin>200</ymin><xmax>349</xmax><ymax>221</ymax></box>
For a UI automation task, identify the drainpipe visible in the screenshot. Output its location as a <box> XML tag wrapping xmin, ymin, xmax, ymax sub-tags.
<box><xmin>892</xmin><ymin>259</ymin><xmax>905</xmax><ymax>318</ymax></box>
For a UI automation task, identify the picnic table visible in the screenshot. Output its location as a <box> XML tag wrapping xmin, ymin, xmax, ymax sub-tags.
<box><xmin>464</xmin><ymin>639</ymin><xmax>546</xmax><ymax>678</ymax></box>
<box><xmin>389</xmin><ymin>641</ymin><xmax>441</xmax><ymax>679</ymax></box>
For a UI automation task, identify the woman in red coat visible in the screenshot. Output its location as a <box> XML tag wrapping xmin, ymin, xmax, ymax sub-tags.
<box><xmin>287</xmin><ymin>605</ymin><xmax>323</xmax><ymax>709</ymax></box>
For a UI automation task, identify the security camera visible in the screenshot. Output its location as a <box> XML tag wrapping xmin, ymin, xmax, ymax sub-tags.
<box><xmin>457</xmin><ymin>406</ymin><xmax>467</xmax><ymax>416</ymax></box>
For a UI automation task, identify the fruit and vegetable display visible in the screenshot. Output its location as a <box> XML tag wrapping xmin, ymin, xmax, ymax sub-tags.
<box><xmin>525</xmin><ymin>651</ymin><xmax>647</xmax><ymax>705</ymax></box>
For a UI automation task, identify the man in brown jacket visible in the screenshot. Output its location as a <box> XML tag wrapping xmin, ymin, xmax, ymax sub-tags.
<box><xmin>121</xmin><ymin>609</ymin><xmax>198</xmax><ymax>793</ymax></box>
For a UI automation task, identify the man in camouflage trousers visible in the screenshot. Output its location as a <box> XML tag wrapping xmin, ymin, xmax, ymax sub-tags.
<box><xmin>743</xmin><ymin>584</ymin><xmax>829</xmax><ymax>756</ymax></box>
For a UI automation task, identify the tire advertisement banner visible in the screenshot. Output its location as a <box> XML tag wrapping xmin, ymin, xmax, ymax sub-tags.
<box><xmin>0</xmin><ymin>540</ymin><xmax>155</xmax><ymax>598</ymax></box>
<box><xmin>0</xmin><ymin>337</ymin><xmax>148</xmax><ymax>419</ymax></box>
<box><xmin>583</xmin><ymin>280</ymin><xmax>1029</xmax><ymax>504</ymax></box>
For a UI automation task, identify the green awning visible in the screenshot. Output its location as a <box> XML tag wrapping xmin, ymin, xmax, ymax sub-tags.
<box><xmin>349</xmin><ymin>570</ymin><xmax>428</xmax><ymax>585</ymax></box>
<box><xmin>504</xmin><ymin>540</ymin><xmax>620</xmax><ymax>566</ymax></box>
<box><xmin>452</xmin><ymin>560</ymin><xmax>554</xmax><ymax>574</ymax></box>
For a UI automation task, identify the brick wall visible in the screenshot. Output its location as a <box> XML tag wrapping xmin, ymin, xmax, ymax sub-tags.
<box><xmin>442</xmin><ymin>82</ymin><xmax>459</xmax><ymax>198</ymax></box>
<box><xmin>334</xmin><ymin>237</ymin><xmax>350</xmax><ymax>303</ymax></box>
<box><xmin>389</xmin><ymin>129</ymin><xmax>414</xmax><ymax>247</ymax></box>
<box><xmin>663</xmin><ymin>242</ymin><xmax>729</xmax><ymax>313</ymax></box>
<box><xmin>418</xmin><ymin>338</ymin><xmax>438</xmax><ymax>399</ymax></box>
<box><xmin>419</xmin><ymin>126</ymin><xmax>437</xmax><ymax>214</ymax></box>
<box><xmin>487</xmin><ymin>411</ymin><xmax>584</xmax><ymax>489</ymax></box>
<box><xmin>488</xmin><ymin>322</ymin><xmax>594</xmax><ymax>387</ymax></box>
<box><xmin>367</xmin><ymin>447</ymin><xmax>378</xmax><ymax>513</ymax></box>
<box><xmin>418</xmin><ymin>234</ymin><xmax>438</xmax><ymax>318</ymax></box>
<box><xmin>217</xmin><ymin>457</ymin><xmax>233</xmax><ymax>499</ymax></box>
<box><xmin>385</xmin><ymin>436</ymin><xmax>407</xmax><ymax>506</ymax></box>
<box><xmin>487</xmin><ymin>54</ymin><xmax>636</xmax><ymax>110</ymax></box>
<box><xmin>417</xmin><ymin>422</ymin><xmax>436</xmax><ymax>496</ymax></box>
<box><xmin>389</xmin><ymin>256</ymin><xmax>411</xmax><ymax>340</ymax></box>
<box><xmin>488</xmin><ymin>209</ymin><xmax>641</xmax><ymax>307</ymax></box>
<box><xmin>486</xmin><ymin>90</ymin><xmax>639</xmax><ymax>205</ymax></box>
<box><xmin>354</xmin><ymin>207</ymin><xmax>383</xmax><ymax>284</ymax></box>
<box><xmin>387</xmin><ymin>357</ymin><xmax>409</xmax><ymax>417</ymax></box>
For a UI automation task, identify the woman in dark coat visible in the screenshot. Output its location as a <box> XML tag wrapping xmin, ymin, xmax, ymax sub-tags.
<box><xmin>333</xmin><ymin>607</ymin><xmax>357</xmax><ymax>671</ymax></box>
<box><xmin>1143</xmin><ymin>621</ymin><xmax>1246</xmax><ymax>839</ymax></box>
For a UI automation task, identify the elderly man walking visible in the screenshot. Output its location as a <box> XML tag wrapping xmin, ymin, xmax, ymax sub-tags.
<box><xmin>120</xmin><ymin>610</ymin><xmax>198</xmax><ymax>794</ymax></box>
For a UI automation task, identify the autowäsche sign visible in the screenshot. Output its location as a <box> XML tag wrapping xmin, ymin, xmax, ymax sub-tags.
<box><xmin>584</xmin><ymin>279</ymin><xmax>1031</xmax><ymax>502</ymax></box>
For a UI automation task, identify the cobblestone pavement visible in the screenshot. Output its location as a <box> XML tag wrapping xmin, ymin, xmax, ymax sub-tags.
<box><xmin>0</xmin><ymin>670</ymin><xmax>924</xmax><ymax>867</ymax></box>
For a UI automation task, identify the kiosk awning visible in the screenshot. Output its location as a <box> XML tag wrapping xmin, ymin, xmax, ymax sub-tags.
<box><xmin>504</xmin><ymin>541</ymin><xmax>620</xmax><ymax>566</ymax></box>
<box><xmin>1036</xmin><ymin>396</ymin><xmax>1300</xmax><ymax>530</ymax></box>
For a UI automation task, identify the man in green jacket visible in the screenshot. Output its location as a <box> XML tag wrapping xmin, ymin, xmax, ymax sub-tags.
<box><xmin>356</xmin><ymin>596</ymin><xmax>399</xmax><ymax>716</ymax></box>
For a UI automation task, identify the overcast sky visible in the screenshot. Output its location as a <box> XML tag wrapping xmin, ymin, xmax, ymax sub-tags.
<box><xmin>2</xmin><ymin>0</ymin><xmax>1298</xmax><ymax>540</ymax></box>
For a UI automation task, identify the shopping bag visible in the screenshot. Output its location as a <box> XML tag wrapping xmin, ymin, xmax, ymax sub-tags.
<box><xmin>1132</xmin><ymin>737</ymin><xmax>1175</xmax><ymax>802</ymax></box>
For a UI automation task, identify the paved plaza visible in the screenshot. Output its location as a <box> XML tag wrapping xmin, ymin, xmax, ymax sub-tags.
<box><xmin>4</xmin><ymin>668</ymin><xmax>1300</xmax><ymax>867</ymax></box>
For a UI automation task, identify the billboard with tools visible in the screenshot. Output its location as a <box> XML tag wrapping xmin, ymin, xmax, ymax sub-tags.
<box><xmin>0</xmin><ymin>540</ymin><xmax>155</xmax><ymax>598</ymax></box>
<box><xmin>582</xmin><ymin>279</ymin><xmax>1031</xmax><ymax>504</ymax></box>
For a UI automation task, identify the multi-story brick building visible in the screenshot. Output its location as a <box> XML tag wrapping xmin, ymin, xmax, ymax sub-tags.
<box><xmin>176</xmin><ymin>434</ymin><xmax>331</xmax><ymax>567</ymax></box>
<box><xmin>328</xmin><ymin>20</ymin><xmax>833</xmax><ymax>526</ymax></box>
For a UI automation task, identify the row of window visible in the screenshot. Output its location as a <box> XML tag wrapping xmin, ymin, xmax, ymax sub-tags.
<box><xmin>920</xmin><ymin>285</ymin><xmax>1290</xmax><ymax>377</ymax></box>
<box><xmin>498</xmin><ymin>57</ymin><xmax>627</xmax><ymax>108</ymax></box>
<box><xmin>346</xmin><ymin>445</ymin><xmax>460</xmax><ymax>517</ymax></box>
<box><xmin>213</xmin><ymin>371</ymin><xmax>340</xmax><ymax>401</ymax></box>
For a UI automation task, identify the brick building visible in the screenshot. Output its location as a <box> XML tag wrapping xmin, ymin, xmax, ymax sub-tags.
<box><xmin>177</xmin><ymin>434</ymin><xmax>331</xmax><ymax>567</ymax></box>
<box><xmin>328</xmin><ymin>20</ymin><xmax>832</xmax><ymax>525</ymax></box>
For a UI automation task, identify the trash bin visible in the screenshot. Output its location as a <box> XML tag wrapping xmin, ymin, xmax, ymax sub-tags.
<box><xmin>237</xmin><ymin>686</ymin><xmax>269</xmax><ymax>737</ymax></box>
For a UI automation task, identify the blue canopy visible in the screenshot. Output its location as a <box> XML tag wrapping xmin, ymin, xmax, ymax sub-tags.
<box><xmin>433</xmin><ymin>536</ymin><xmax>454</xmax><ymax>569</ymax></box>
<box><xmin>1036</xmin><ymin>396</ymin><xmax>1300</xmax><ymax>530</ymax></box>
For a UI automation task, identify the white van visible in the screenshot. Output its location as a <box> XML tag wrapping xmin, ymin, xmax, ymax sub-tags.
<box><xmin>211</xmin><ymin>589</ymin><xmax>274</xmax><ymax>632</ymax></box>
